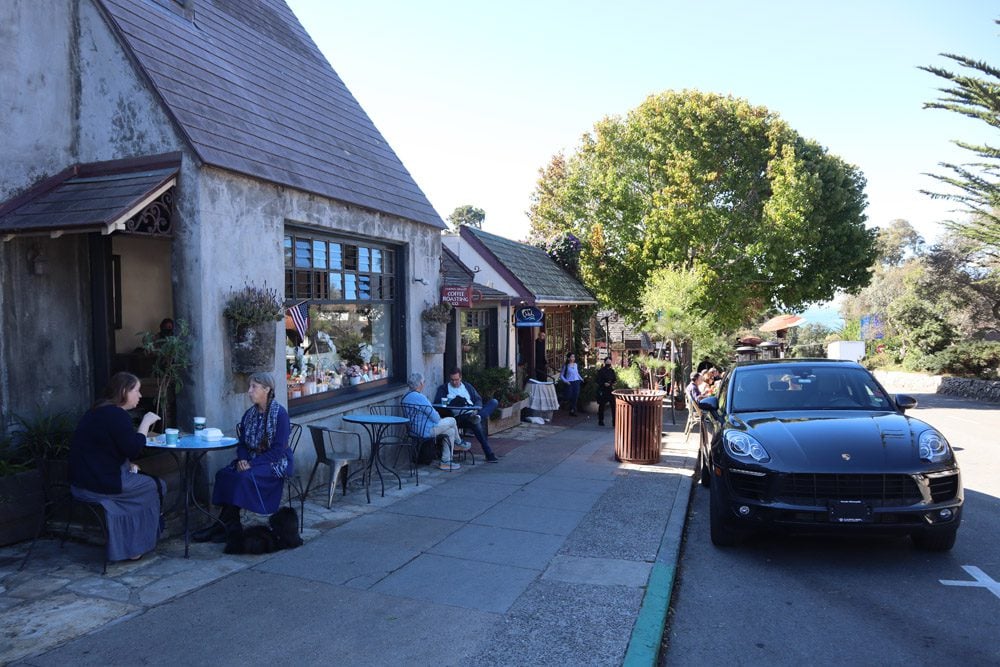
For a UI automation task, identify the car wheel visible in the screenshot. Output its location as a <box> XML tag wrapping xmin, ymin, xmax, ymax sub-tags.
<box><xmin>912</xmin><ymin>528</ymin><xmax>957</xmax><ymax>552</ymax></box>
<box><xmin>697</xmin><ymin>448</ymin><xmax>711</xmax><ymax>486</ymax></box>
<box><xmin>709</xmin><ymin>476</ymin><xmax>739</xmax><ymax>547</ymax></box>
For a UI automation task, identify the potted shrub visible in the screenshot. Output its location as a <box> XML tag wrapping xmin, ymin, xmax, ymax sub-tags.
<box><xmin>0</xmin><ymin>411</ymin><xmax>75</xmax><ymax>546</ymax></box>
<box><xmin>224</xmin><ymin>283</ymin><xmax>284</xmax><ymax>373</ymax></box>
<box><xmin>420</xmin><ymin>302</ymin><xmax>453</xmax><ymax>354</ymax></box>
<box><xmin>139</xmin><ymin>319</ymin><xmax>192</xmax><ymax>428</ymax></box>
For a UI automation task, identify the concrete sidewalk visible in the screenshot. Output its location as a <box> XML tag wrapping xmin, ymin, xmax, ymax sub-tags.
<box><xmin>2</xmin><ymin>413</ymin><xmax>697</xmax><ymax>666</ymax></box>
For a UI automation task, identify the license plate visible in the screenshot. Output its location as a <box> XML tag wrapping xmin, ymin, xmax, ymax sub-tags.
<box><xmin>828</xmin><ymin>500</ymin><xmax>871</xmax><ymax>523</ymax></box>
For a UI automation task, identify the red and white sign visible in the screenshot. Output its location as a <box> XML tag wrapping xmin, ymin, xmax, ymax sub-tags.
<box><xmin>442</xmin><ymin>286</ymin><xmax>474</xmax><ymax>307</ymax></box>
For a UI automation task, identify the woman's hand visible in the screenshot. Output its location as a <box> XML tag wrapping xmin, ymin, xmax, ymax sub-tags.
<box><xmin>235</xmin><ymin>460</ymin><xmax>250</xmax><ymax>472</ymax></box>
<box><xmin>138</xmin><ymin>412</ymin><xmax>161</xmax><ymax>435</ymax></box>
<box><xmin>129</xmin><ymin>464</ymin><xmax>140</xmax><ymax>474</ymax></box>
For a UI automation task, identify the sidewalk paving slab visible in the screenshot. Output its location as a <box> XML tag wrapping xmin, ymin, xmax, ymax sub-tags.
<box><xmin>3</xmin><ymin>413</ymin><xmax>698</xmax><ymax>667</ymax></box>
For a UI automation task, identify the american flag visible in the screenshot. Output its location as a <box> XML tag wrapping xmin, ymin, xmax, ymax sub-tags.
<box><xmin>288</xmin><ymin>302</ymin><xmax>309</xmax><ymax>340</ymax></box>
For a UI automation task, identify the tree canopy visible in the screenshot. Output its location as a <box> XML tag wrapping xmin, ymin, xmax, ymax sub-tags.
<box><xmin>528</xmin><ymin>90</ymin><xmax>876</xmax><ymax>329</ymax></box>
<box><xmin>446</xmin><ymin>204</ymin><xmax>485</xmax><ymax>232</ymax></box>
<box><xmin>920</xmin><ymin>22</ymin><xmax>1000</xmax><ymax>252</ymax></box>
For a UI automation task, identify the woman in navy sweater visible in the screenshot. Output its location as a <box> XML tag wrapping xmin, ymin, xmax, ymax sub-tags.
<box><xmin>69</xmin><ymin>372</ymin><xmax>163</xmax><ymax>561</ymax></box>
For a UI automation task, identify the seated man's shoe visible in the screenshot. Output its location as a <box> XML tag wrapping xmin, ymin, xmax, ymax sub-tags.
<box><xmin>438</xmin><ymin>461</ymin><xmax>461</xmax><ymax>471</ymax></box>
<box><xmin>192</xmin><ymin>523</ymin><xmax>225</xmax><ymax>543</ymax></box>
<box><xmin>454</xmin><ymin>440</ymin><xmax>472</xmax><ymax>451</ymax></box>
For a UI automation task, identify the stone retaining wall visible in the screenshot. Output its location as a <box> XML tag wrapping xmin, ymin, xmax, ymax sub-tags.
<box><xmin>874</xmin><ymin>370</ymin><xmax>1000</xmax><ymax>404</ymax></box>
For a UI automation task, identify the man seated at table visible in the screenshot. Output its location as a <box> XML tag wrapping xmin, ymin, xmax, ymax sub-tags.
<box><xmin>402</xmin><ymin>372</ymin><xmax>465</xmax><ymax>472</ymax></box>
<box><xmin>433</xmin><ymin>367</ymin><xmax>500</xmax><ymax>463</ymax></box>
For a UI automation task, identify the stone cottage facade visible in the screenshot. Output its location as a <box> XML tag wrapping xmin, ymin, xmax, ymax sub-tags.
<box><xmin>1</xmin><ymin>0</ymin><xmax>445</xmax><ymax>452</ymax></box>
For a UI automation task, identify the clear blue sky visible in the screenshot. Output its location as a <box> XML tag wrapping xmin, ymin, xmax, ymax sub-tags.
<box><xmin>287</xmin><ymin>0</ymin><xmax>997</xmax><ymax>250</ymax></box>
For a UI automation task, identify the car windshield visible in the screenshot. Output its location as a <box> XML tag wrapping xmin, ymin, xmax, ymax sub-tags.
<box><xmin>730</xmin><ymin>366</ymin><xmax>892</xmax><ymax>412</ymax></box>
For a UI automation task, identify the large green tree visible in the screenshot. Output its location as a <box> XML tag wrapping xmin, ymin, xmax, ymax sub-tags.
<box><xmin>446</xmin><ymin>204</ymin><xmax>485</xmax><ymax>232</ymax></box>
<box><xmin>528</xmin><ymin>90</ymin><xmax>875</xmax><ymax>328</ymax></box>
<box><xmin>920</xmin><ymin>23</ymin><xmax>1000</xmax><ymax>251</ymax></box>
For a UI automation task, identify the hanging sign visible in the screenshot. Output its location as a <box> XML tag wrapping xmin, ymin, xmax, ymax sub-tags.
<box><xmin>514</xmin><ymin>306</ymin><xmax>544</xmax><ymax>327</ymax></box>
<box><xmin>442</xmin><ymin>286</ymin><xmax>472</xmax><ymax>308</ymax></box>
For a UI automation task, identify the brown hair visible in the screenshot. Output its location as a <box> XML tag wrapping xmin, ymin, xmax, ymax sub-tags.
<box><xmin>97</xmin><ymin>372</ymin><xmax>140</xmax><ymax>408</ymax></box>
<box><xmin>448</xmin><ymin>367</ymin><xmax>463</xmax><ymax>378</ymax></box>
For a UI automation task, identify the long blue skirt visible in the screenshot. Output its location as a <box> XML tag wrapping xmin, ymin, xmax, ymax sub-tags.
<box><xmin>212</xmin><ymin>462</ymin><xmax>283</xmax><ymax>515</ymax></box>
<box><xmin>71</xmin><ymin>466</ymin><xmax>164</xmax><ymax>562</ymax></box>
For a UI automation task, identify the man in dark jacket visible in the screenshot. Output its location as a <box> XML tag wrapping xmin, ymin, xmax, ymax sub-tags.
<box><xmin>434</xmin><ymin>367</ymin><xmax>500</xmax><ymax>462</ymax></box>
<box><xmin>596</xmin><ymin>356</ymin><xmax>617</xmax><ymax>426</ymax></box>
<box><xmin>534</xmin><ymin>331</ymin><xmax>548</xmax><ymax>381</ymax></box>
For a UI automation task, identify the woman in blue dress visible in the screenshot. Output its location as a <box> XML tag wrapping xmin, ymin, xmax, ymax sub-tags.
<box><xmin>69</xmin><ymin>372</ymin><xmax>164</xmax><ymax>561</ymax></box>
<box><xmin>194</xmin><ymin>372</ymin><xmax>292</xmax><ymax>542</ymax></box>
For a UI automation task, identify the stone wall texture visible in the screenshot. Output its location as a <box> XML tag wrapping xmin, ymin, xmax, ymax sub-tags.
<box><xmin>874</xmin><ymin>370</ymin><xmax>1000</xmax><ymax>404</ymax></box>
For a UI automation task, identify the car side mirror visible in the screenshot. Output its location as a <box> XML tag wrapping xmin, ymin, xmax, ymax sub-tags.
<box><xmin>697</xmin><ymin>396</ymin><xmax>719</xmax><ymax>415</ymax></box>
<box><xmin>895</xmin><ymin>394</ymin><xmax>917</xmax><ymax>412</ymax></box>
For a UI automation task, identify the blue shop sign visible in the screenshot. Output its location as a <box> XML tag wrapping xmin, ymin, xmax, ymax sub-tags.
<box><xmin>514</xmin><ymin>306</ymin><xmax>544</xmax><ymax>327</ymax></box>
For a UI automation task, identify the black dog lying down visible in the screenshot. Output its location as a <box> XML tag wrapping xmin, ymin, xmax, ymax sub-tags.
<box><xmin>224</xmin><ymin>507</ymin><xmax>303</xmax><ymax>555</ymax></box>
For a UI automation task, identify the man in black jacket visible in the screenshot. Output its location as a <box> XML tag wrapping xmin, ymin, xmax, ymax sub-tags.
<box><xmin>596</xmin><ymin>356</ymin><xmax>617</xmax><ymax>426</ymax></box>
<box><xmin>434</xmin><ymin>367</ymin><xmax>500</xmax><ymax>462</ymax></box>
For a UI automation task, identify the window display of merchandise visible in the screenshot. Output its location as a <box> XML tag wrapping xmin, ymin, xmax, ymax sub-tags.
<box><xmin>284</xmin><ymin>230</ymin><xmax>398</xmax><ymax>403</ymax></box>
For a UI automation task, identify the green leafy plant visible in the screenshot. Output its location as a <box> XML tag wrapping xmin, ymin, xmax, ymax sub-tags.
<box><xmin>461</xmin><ymin>366</ymin><xmax>525</xmax><ymax>414</ymax></box>
<box><xmin>9</xmin><ymin>410</ymin><xmax>75</xmax><ymax>465</ymax></box>
<box><xmin>616</xmin><ymin>363</ymin><xmax>643</xmax><ymax>390</ymax></box>
<box><xmin>139</xmin><ymin>319</ymin><xmax>193</xmax><ymax>423</ymax></box>
<box><xmin>0</xmin><ymin>433</ymin><xmax>31</xmax><ymax>476</ymax></box>
<box><xmin>223</xmin><ymin>283</ymin><xmax>284</xmax><ymax>327</ymax></box>
<box><xmin>421</xmin><ymin>302</ymin><xmax>454</xmax><ymax>324</ymax></box>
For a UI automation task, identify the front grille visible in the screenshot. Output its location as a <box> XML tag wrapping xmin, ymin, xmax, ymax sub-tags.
<box><xmin>728</xmin><ymin>470</ymin><xmax>769</xmax><ymax>499</ymax></box>
<box><xmin>774</xmin><ymin>473</ymin><xmax>922</xmax><ymax>505</ymax></box>
<box><xmin>927</xmin><ymin>473</ymin><xmax>960</xmax><ymax>503</ymax></box>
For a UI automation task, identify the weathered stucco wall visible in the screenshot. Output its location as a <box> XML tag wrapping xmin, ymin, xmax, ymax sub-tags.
<box><xmin>184</xmin><ymin>168</ymin><xmax>441</xmax><ymax>475</ymax></box>
<box><xmin>0</xmin><ymin>235</ymin><xmax>93</xmax><ymax>421</ymax></box>
<box><xmin>0</xmin><ymin>0</ymin><xmax>190</xmax><ymax>426</ymax></box>
<box><xmin>0</xmin><ymin>0</ymin><xmax>76</xmax><ymax>201</ymax></box>
<box><xmin>76</xmin><ymin>0</ymin><xmax>182</xmax><ymax>161</ymax></box>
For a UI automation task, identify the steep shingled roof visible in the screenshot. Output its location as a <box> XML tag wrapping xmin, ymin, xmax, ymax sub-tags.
<box><xmin>97</xmin><ymin>0</ymin><xmax>444</xmax><ymax>229</ymax></box>
<box><xmin>463</xmin><ymin>227</ymin><xmax>595</xmax><ymax>304</ymax></box>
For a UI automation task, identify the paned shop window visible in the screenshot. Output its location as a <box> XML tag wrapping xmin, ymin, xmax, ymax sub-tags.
<box><xmin>283</xmin><ymin>230</ymin><xmax>398</xmax><ymax>405</ymax></box>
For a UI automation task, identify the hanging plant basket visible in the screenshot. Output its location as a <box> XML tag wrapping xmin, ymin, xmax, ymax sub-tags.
<box><xmin>229</xmin><ymin>320</ymin><xmax>276</xmax><ymax>373</ymax></box>
<box><xmin>422</xmin><ymin>321</ymin><xmax>447</xmax><ymax>355</ymax></box>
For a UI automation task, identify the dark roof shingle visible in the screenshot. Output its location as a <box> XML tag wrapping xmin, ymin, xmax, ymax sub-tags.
<box><xmin>97</xmin><ymin>0</ymin><xmax>444</xmax><ymax>229</ymax></box>
<box><xmin>463</xmin><ymin>227</ymin><xmax>595</xmax><ymax>304</ymax></box>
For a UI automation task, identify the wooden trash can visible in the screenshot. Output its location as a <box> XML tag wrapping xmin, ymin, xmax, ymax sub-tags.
<box><xmin>613</xmin><ymin>389</ymin><xmax>666</xmax><ymax>464</ymax></box>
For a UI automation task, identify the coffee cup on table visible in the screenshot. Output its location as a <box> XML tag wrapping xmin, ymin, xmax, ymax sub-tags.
<box><xmin>193</xmin><ymin>416</ymin><xmax>206</xmax><ymax>434</ymax></box>
<box><xmin>165</xmin><ymin>428</ymin><xmax>179</xmax><ymax>445</ymax></box>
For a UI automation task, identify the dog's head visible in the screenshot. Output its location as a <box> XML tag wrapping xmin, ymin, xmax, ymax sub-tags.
<box><xmin>269</xmin><ymin>507</ymin><xmax>303</xmax><ymax>549</ymax></box>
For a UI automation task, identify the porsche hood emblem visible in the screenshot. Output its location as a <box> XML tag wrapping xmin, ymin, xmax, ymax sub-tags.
<box><xmin>841</xmin><ymin>453</ymin><xmax>851</xmax><ymax>461</ymax></box>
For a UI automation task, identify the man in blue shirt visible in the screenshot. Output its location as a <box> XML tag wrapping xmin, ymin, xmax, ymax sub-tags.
<box><xmin>434</xmin><ymin>367</ymin><xmax>500</xmax><ymax>463</ymax></box>
<box><xmin>402</xmin><ymin>373</ymin><xmax>465</xmax><ymax>471</ymax></box>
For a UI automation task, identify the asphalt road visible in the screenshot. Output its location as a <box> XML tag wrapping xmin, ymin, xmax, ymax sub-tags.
<box><xmin>661</xmin><ymin>392</ymin><xmax>1000</xmax><ymax>667</ymax></box>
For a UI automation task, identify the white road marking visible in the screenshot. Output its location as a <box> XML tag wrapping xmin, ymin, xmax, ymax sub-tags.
<box><xmin>940</xmin><ymin>565</ymin><xmax>1000</xmax><ymax>600</ymax></box>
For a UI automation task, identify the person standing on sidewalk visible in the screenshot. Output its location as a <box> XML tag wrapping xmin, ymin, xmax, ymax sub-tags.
<box><xmin>402</xmin><ymin>373</ymin><xmax>466</xmax><ymax>471</ymax></box>
<box><xmin>560</xmin><ymin>352</ymin><xmax>584</xmax><ymax>416</ymax></box>
<box><xmin>534</xmin><ymin>330</ymin><xmax>548</xmax><ymax>381</ymax></box>
<box><xmin>433</xmin><ymin>367</ymin><xmax>500</xmax><ymax>463</ymax></box>
<box><xmin>596</xmin><ymin>356</ymin><xmax>617</xmax><ymax>426</ymax></box>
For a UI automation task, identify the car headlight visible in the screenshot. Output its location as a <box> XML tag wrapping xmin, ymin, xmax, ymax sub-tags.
<box><xmin>918</xmin><ymin>430</ymin><xmax>949</xmax><ymax>463</ymax></box>
<box><xmin>724</xmin><ymin>431</ymin><xmax>770</xmax><ymax>463</ymax></box>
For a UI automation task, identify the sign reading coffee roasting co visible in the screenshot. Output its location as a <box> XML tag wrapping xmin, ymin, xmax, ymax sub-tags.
<box><xmin>441</xmin><ymin>286</ymin><xmax>473</xmax><ymax>307</ymax></box>
<box><xmin>514</xmin><ymin>306</ymin><xmax>544</xmax><ymax>327</ymax></box>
